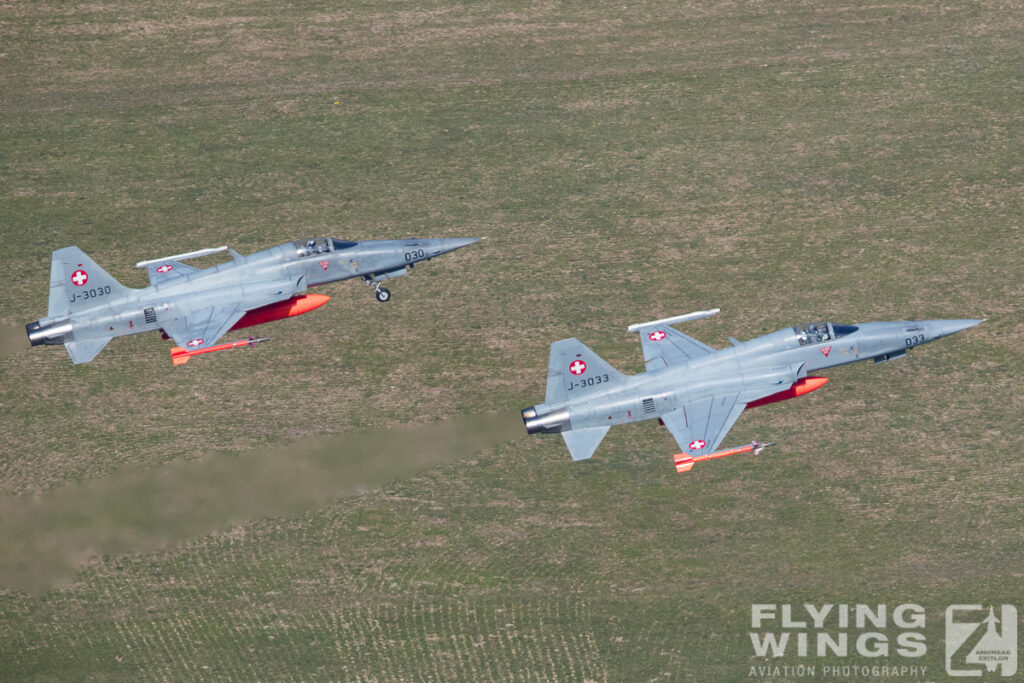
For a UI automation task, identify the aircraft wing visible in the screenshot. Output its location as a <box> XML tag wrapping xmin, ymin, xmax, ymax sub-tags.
<box><xmin>660</xmin><ymin>393</ymin><xmax>746</xmax><ymax>457</ymax></box>
<box><xmin>634</xmin><ymin>325</ymin><xmax>717</xmax><ymax>371</ymax></box>
<box><xmin>146</xmin><ymin>261</ymin><xmax>200</xmax><ymax>287</ymax></box>
<box><xmin>162</xmin><ymin>305</ymin><xmax>246</xmax><ymax>351</ymax></box>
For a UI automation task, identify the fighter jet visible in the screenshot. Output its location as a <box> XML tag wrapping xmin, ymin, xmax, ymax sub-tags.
<box><xmin>26</xmin><ymin>237</ymin><xmax>480</xmax><ymax>364</ymax></box>
<box><xmin>521</xmin><ymin>309</ymin><xmax>982</xmax><ymax>472</ymax></box>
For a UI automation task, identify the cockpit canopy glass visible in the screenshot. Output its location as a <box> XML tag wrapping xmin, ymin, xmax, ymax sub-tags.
<box><xmin>794</xmin><ymin>321</ymin><xmax>832</xmax><ymax>345</ymax></box>
<box><xmin>295</xmin><ymin>237</ymin><xmax>330</xmax><ymax>258</ymax></box>
<box><xmin>295</xmin><ymin>237</ymin><xmax>357</xmax><ymax>258</ymax></box>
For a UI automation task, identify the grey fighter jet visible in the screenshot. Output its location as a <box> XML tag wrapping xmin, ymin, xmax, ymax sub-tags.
<box><xmin>26</xmin><ymin>237</ymin><xmax>480</xmax><ymax>364</ymax></box>
<box><xmin>521</xmin><ymin>309</ymin><xmax>981</xmax><ymax>472</ymax></box>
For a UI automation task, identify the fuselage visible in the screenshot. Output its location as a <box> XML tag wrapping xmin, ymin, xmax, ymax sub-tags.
<box><xmin>525</xmin><ymin>319</ymin><xmax>981</xmax><ymax>434</ymax></box>
<box><xmin>50</xmin><ymin>243</ymin><xmax>301</xmax><ymax>345</ymax></box>
<box><xmin>27</xmin><ymin>237</ymin><xmax>477</xmax><ymax>348</ymax></box>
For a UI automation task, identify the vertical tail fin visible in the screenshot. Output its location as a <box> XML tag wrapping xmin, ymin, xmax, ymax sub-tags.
<box><xmin>49</xmin><ymin>247</ymin><xmax>132</xmax><ymax>316</ymax></box>
<box><xmin>545</xmin><ymin>338</ymin><xmax>627</xmax><ymax>405</ymax></box>
<box><xmin>43</xmin><ymin>248</ymin><xmax>131</xmax><ymax>364</ymax></box>
<box><xmin>47</xmin><ymin>252</ymin><xmax>69</xmax><ymax>317</ymax></box>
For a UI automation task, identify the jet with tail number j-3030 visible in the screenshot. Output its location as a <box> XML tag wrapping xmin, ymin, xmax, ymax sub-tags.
<box><xmin>26</xmin><ymin>237</ymin><xmax>480</xmax><ymax>365</ymax></box>
<box><xmin>521</xmin><ymin>309</ymin><xmax>981</xmax><ymax>472</ymax></box>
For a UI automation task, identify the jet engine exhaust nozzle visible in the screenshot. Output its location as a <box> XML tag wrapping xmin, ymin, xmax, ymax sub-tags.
<box><xmin>522</xmin><ymin>407</ymin><xmax>571</xmax><ymax>435</ymax></box>
<box><xmin>26</xmin><ymin>318</ymin><xmax>73</xmax><ymax>346</ymax></box>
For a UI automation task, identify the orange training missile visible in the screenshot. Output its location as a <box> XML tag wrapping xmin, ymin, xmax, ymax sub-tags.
<box><xmin>746</xmin><ymin>376</ymin><xmax>829</xmax><ymax>409</ymax></box>
<box><xmin>170</xmin><ymin>336</ymin><xmax>269</xmax><ymax>366</ymax></box>
<box><xmin>674</xmin><ymin>441</ymin><xmax>775</xmax><ymax>473</ymax></box>
<box><xmin>230</xmin><ymin>294</ymin><xmax>331</xmax><ymax>331</ymax></box>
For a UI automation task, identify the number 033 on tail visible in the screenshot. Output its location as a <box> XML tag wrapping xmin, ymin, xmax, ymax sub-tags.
<box><xmin>521</xmin><ymin>309</ymin><xmax>982</xmax><ymax>472</ymax></box>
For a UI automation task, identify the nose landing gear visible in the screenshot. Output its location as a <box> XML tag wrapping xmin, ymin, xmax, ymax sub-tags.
<box><xmin>364</xmin><ymin>276</ymin><xmax>392</xmax><ymax>302</ymax></box>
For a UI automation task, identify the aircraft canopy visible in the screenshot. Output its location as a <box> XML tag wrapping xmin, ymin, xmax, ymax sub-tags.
<box><xmin>294</xmin><ymin>238</ymin><xmax>358</xmax><ymax>258</ymax></box>
<box><xmin>794</xmin><ymin>322</ymin><xmax>832</xmax><ymax>345</ymax></box>
<box><xmin>794</xmin><ymin>322</ymin><xmax>861</xmax><ymax>345</ymax></box>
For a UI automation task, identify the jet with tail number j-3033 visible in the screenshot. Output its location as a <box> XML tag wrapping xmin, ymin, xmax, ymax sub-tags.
<box><xmin>26</xmin><ymin>237</ymin><xmax>480</xmax><ymax>365</ymax></box>
<box><xmin>521</xmin><ymin>309</ymin><xmax>981</xmax><ymax>472</ymax></box>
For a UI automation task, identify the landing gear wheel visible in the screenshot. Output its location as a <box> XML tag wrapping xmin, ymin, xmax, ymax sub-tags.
<box><xmin>375</xmin><ymin>287</ymin><xmax>391</xmax><ymax>302</ymax></box>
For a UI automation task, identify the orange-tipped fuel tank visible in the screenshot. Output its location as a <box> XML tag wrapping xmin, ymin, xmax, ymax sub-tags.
<box><xmin>230</xmin><ymin>294</ymin><xmax>330</xmax><ymax>331</ymax></box>
<box><xmin>746</xmin><ymin>376</ymin><xmax>829</xmax><ymax>409</ymax></box>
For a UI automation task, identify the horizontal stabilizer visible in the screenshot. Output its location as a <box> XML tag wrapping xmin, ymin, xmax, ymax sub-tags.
<box><xmin>562</xmin><ymin>426</ymin><xmax>610</xmax><ymax>461</ymax></box>
<box><xmin>65</xmin><ymin>337</ymin><xmax>111</xmax><ymax>364</ymax></box>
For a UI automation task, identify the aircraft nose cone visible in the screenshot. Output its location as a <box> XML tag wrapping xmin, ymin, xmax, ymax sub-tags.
<box><xmin>927</xmin><ymin>318</ymin><xmax>984</xmax><ymax>339</ymax></box>
<box><xmin>431</xmin><ymin>237</ymin><xmax>482</xmax><ymax>256</ymax></box>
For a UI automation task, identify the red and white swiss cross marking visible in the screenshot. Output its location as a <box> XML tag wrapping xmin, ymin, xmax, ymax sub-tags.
<box><xmin>648</xmin><ymin>330</ymin><xmax>667</xmax><ymax>342</ymax></box>
<box><xmin>185</xmin><ymin>338</ymin><xmax>205</xmax><ymax>348</ymax></box>
<box><xmin>569</xmin><ymin>360</ymin><xmax>587</xmax><ymax>375</ymax></box>
<box><xmin>71</xmin><ymin>269</ymin><xmax>89</xmax><ymax>287</ymax></box>
<box><xmin>820</xmin><ymin>345</ymin><xmax>832</xmax><ymax>357</ymax></box>
<box><xmin>156</xmin><ymin>264</ymin><xmax>174</xmax><ymax>273</ymax></box>
<box><xmin>319</xmin><ymin>260</ymin><xmax>330</xmax><ymax>271</ymax></box>
<box><xmin>688</xmin><ymin>439</ymin><xmax>706</xmax><ymax>451</ymax></box>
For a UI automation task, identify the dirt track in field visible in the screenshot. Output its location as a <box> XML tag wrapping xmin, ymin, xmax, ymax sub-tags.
<box><xmin>0</xmin><ymin>411</ymin><xmax>521</xmax><ymax>593</ymax></box>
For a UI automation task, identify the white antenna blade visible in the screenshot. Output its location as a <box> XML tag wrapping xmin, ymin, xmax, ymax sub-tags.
<box><xmin>627</xmin><ymin>308</ymin><xmax>720</xmax><ymax>332</ymax></box>
<box><xmin>135</xmin><ymin>246</ymin><xmax>229</xmax><ymax>269</ymax></box>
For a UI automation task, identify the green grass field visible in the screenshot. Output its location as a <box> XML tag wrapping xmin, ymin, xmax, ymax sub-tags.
<box><xmin>1</xmin><ymin>0</ymin><xmax>1022</xmax><ymax>679</ymax></box>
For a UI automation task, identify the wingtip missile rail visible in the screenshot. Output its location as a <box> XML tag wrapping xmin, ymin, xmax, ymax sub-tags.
<box><xmin>170</xmin><ymin>336</ymin><xmax>269</xmax><ymax>366</ymax></box>
<box><xmin>626</xmin><ymin>307</ymin><xmax>721</xmax><ymax>333</ymax></box>
<box><xmin>135</xmin><ymin>246</ymin><xmax>229</xmax><ymax>269</ymax></box>
<box><xmin>673</xmin><ymin>441</ymin><xmax>775</xmax><ymax>473</ymax></box>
